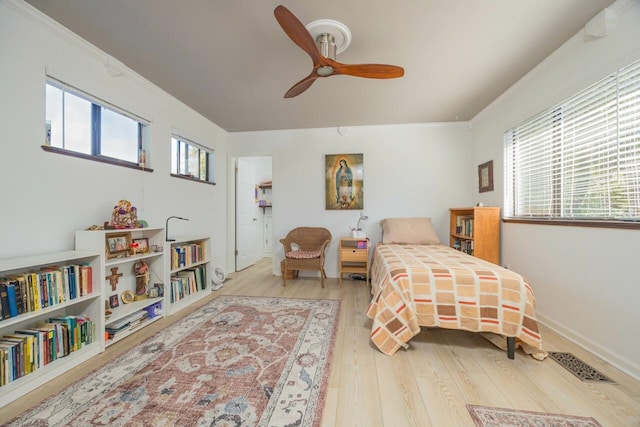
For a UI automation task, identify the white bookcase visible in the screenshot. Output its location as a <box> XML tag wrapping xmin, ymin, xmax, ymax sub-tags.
<box><xmin>75</xmin><ymin>227</ymin><xmax>165</xmax><ymax>347</ymax></box>
<box><xmin>167</xmin><ymin>236</ymin><xmax>211</xmax><ymax>316</ymax></box>
<box><xmin>0</xmin><ymin>250</ymin><xmax>102</xmax><ymax>407</ymax></box>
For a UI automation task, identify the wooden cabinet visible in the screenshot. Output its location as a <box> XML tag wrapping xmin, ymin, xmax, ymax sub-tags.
<box><xmin>0</xmin><ymin>250</ymin><xmax>102</xmax><ymax>407</ymax></box>
<box><xmin>339</xmin><ymin>237</ymin><xmax>369</xmax><ymax>285</ymax></box>
<box><xmin>167</xmin><ymin>236</ymin><xmax>211</xmax><ymax>316</ymax></box>
<box><xmin>75</xmin><ymin>227</ymin><xmax>165</xmax><ymax>347</ymax></box>
<box><xmin>449</xmin><ymin>207</ymin><xmax>500</xmax><ymax>264</ymax></box>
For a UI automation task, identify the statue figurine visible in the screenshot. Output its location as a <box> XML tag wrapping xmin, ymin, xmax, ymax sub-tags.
<box><xmin>133</xmin><ymin>259</ymin><xmax>149</xmax><ymax>300</ymax></box>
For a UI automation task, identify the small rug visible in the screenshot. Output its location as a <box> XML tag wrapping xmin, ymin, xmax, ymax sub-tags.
<box><xmin>467</xmin><ymin>405</ymin><xmax>603</xmax><ymax>427</ymax></box>
<box><xmin>9</xmin><ymin>295</ymin><xmax>341</xmax><ymax>427</ymax></box>
<box><xmin>548</xmin><ymin>351</ymin><xmax>616</xmax><ymax>383</ymax></box>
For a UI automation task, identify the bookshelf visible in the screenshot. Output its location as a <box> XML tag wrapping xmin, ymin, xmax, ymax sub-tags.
<box><xmin>449</xmin><ymin>207</ymin><xmax>500</xmax><ymax>264</ymax></box>
<box><xmin>0</xmin><ymin>250</ymin><xmax>102</xmax><ymax>407</ymax></box>
<box><xmin>167</xmin><ymin>236</ymin><xmax>211</xmax><ymax>316</ymax></box>
<box><xmin>75</xmin><ymin>227</ymin><xmax>165</xmax><ymax>347</ymax></box>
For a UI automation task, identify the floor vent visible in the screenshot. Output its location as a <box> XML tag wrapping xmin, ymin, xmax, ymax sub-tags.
<box><xmin>548</xmin><ymin>352</ymin><xmax>616</xmax><ymax>384</ymax></box>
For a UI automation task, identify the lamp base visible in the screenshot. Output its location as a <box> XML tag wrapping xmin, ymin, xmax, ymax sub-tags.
<box><xmin>352</xmin><ymin>230</ymin><xmax>366</xmax><ymax>238</ymax></box>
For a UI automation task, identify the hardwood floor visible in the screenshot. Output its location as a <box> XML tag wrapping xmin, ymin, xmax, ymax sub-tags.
<box><xmin>1</xmin><ymin>257</ymin><xmax>638</xmax><ymax>426</ymax></box>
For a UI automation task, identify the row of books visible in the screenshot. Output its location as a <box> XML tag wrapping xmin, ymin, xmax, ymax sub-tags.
<box><xmin>0</xmin><ymin>265</ymin><xmax>93</xmax><ymax>321</ymax></box>
<box><xmin>170</xmin><ymin>266</ymin><xmax>206</xmax><ymax>303</ymax></box>
<box><xmin>455</xmin><ymin>216</ymin><xmax>474</xmax><ymax>237</ymax></box>
<box><xmin>0</xmin><ymin>315</ymin><xmax>95</xmax><ymax>387</ymax></box>
<box><xmin>452</xmin><ymin>239</ymin><xmax>474</xmax><ymax>255</ymax></box>
<box><xmin>170</xmin><ymin>243</ymin><xmax>205</xmax><ymax>270</ymax></box>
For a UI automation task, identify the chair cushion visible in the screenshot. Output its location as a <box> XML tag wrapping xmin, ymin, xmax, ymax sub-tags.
<box><xmin>286</xmin><ymin>249</ymin><xmax>322</xmax><ymax>259</ymax></box>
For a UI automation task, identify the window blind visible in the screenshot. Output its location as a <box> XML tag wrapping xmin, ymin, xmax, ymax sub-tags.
<box><xmin>505</xmin><ymin>59</ymin><xmax>640</xmax><ymax>220</ymax></box>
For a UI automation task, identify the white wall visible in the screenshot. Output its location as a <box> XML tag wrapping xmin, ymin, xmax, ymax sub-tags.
<box><xmin>229</xmin><ymin>123</ymin><xmax>473</xmax><ymax>277</ymax></box>
<box><xmin>470</xmin><ymin>0</ymin><xmax>640</xmax><ymax>378</ymax></box>
<box><xmin>0</xmin><ymin>1</ymin><xmax>228</xmax><ymax>269</ymax></box>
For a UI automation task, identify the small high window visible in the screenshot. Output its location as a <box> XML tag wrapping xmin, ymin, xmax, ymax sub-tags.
<box><xmin>171</xmin><ymin>135</ymin><xmax>215</xmax><ymax>184</ymax></box>
<box><xmin>45</xmin><ymin>79</ymin><xmax>149</xmax><ymax>168</ymax></box>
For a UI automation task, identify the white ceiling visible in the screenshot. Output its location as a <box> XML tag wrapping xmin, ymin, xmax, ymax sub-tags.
<box><xmin>24</xmin><ymin>0</ymin><xmax>614</xmax><ymax>132</ymax></box>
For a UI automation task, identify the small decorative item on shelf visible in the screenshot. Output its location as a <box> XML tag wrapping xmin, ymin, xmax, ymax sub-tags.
<box><xmin>153</xmin><ymin>283</ymin><xmax>164</xmax><ymax>297</ymax></box>
<box><xmin>130</xmin><ymin>242</ymin><xmax>139</xmax><ymax>255</ymax></box>
<box><xmin>121</xmin><ymin>290</ymin><xmax>135</xmax><ymax>304</ymax></box>
<box><xmin>133</xmin><ymin>238</ymin><xmax>149</xmax><ymax>254</ymax></box>
<box><xmin>109</xmin><ymin>294</ymin><xmax>120</xmax><ymax>308</ymax></box>
<box><xmin>144</xmin><ymin>301</ymin><xmax>162</xmax><ymax>318</ymax></box>
<box><xmin>106</xmin><ymin>266</ymin><xmax>124</xmax><ymax>291</ymax></box>
<box><xmin>106</xmin><ymin>233</ymin><xmax>132</xmax><ymax>259</ymax></box>
<box><xmin>134</xmin><ymin>260</ymin><xmax>149</xmax><ymax>301</ymax></box>
<box><xmin>111</xmin><ymin>199</ymin><xmax>141</xmax><ymax>229</ymax></box>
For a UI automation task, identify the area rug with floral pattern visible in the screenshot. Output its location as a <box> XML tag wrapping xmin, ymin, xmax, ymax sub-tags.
<box><xmin>467</xmin><ymin>404</ymin><xmax>603</xmax><ymax>427</ymax></box>
<box><xmin>9</xmin><ymin>295</ymin><xmax>341</xmax><ymax>427</ymax></box>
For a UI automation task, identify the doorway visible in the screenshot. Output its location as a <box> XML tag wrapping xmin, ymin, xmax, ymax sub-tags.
<box><xmin>233</xmin><ymin>156</ymin><xmax>273</xmax><ymax>272</ymax></box>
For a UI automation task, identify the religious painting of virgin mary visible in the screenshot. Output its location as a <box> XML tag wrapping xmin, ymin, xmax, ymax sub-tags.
<box><xmin>325</xmin><ymin>153</ymin><xmax>364</xmax><ymax>210</ymax></box>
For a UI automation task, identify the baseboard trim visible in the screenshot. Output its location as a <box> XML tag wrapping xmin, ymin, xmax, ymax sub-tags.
<box><xmin>537</xmin><ymin>313</ymin><xmax>639</xmax><ymax>381</ymax></box>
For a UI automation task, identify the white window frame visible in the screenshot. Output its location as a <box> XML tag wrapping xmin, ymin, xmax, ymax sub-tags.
<box><xmin>170</xmin><ymin>134</ymin><xmax>215</xmax><ymax>185</ymax></box>
<box><xmin>504</xmin><ymin>59</ymin><xmax>640</xmax><ymax>228</ymax></box>
<box><xmin>44</xmin><ymin>77</ymin><xmax>151</xmax><ymax>171</ymax></box>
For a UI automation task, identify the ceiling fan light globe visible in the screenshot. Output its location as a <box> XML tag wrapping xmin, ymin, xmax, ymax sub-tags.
<box><xmin>316</xmin><ymin>66</ymin><xmax>334</xmax><ymax>77</ymax></box>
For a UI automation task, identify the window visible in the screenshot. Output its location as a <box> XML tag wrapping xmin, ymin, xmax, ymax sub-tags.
<box><xmin>505</xmin><ymin>59</ymin><xmax>640</xmax><ymax>222</ymax></box>
<box><xmin>170</xmin><ymin>135</ymin><xmax>215</xmax><ymax>184</ymax></box>
<box><xmin>45</xmin><ymin>79</ymin><xmax>148</xmax><ymax>167</ymax></box>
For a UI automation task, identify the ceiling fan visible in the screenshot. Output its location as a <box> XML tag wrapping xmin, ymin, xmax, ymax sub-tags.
<box><xmin>274</xmin><ymin>5</ymin><xmax>404</xmax><ymax>98</ymax></box>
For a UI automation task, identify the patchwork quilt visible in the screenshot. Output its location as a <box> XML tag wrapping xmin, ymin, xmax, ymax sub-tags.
<box><xmin>366</xmin><ymin>244</ymin><xmax>545</xmax><ymax>358</ymax></box>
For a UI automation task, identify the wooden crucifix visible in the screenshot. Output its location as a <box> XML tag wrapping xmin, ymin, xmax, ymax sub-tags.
<box><xmin>106</xmin><ymin>267</ymin><xmax>123</xmax><ymax>291</ymax></box>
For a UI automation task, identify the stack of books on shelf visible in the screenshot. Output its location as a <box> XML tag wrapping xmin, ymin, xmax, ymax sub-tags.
<box><xmin>171</xmin><ymin>242</ymin><xmax>204</xmax><ymax>269</ymax></box>
<box><xmin>0</xmin><ymin>265</ymin><xmax>93</xmax><ymax>321</ymax></box>
<box><xmin>0</xmin><ymin>314</ymin><xmax>95</xmax><ymax>387</ymax></box>
<box><xmin>105</xmin><ymin>310</ymin><xmax>148</xmax><ymax>340</ymax></box>
<box><xmin>170</xmin><ymin>265</ymin><xmax>206</xmax><ymax>303</ymax></box>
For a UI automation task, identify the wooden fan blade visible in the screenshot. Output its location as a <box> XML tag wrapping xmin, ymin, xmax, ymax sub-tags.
<box><xmin>284</xmin><ymin>72</ymin><xmax>319</xmax><ymax>98</ymax></box>
<box><xmin>332</xmin><ymin>62</ymin><xmax>405</xmax><ymax>79</ymax></box>
<box><xmin>274</xmin><ymin>5</ymin><xmax>321</xmax><ymax>65</ymax></box>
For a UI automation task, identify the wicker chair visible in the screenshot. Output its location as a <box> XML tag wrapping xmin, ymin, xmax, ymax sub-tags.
<box><xmin>280</xmin><ymin>227</ymin><xmax>332</xmax><ymax>288</ymax></box>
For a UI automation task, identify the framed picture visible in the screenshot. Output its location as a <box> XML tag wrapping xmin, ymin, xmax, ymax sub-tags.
<box><xmin>132</xmin><ymin>237</ymin><xmax>149</xmax><ymax>254</ymax></box>
<box><xmin>109</xmin><ymin>294</ymin><xmax>120</xmax><ymax>309</ymax></box>
<box><xmin>478</xmin><ymin>160</ymin><xmax>494</xmax><ymax>193</ymax></box>
<box><xmin>106</xmin><ymin>232</ymin><xmax>132</xmax><ymax>259</ymax></box>
<box><xmin>325</xmin><ymin>153</ymin><xmax>364</xmax><ymax>210</ymax></box>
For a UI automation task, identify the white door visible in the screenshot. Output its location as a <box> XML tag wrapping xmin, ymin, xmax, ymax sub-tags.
<box><xmin>236</xmin><ymin>158</ymin><xmax>260</xmax><ymax>271</ymax></box>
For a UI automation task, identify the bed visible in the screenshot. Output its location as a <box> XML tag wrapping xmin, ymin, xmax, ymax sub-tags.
<box><xmin>366</xmin><ymin>217</ymin><xmax>546</xmax><ymax>360</ymax></box>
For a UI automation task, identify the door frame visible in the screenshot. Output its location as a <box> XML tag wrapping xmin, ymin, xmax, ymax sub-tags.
<box><xmin>226</xmin><ymin>153</ymin><xmax>274</xmax><ymax>274</ymax></box>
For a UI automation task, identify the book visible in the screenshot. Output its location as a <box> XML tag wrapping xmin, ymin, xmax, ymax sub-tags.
<box><xmin>80</xmin><ymin>265</ymin><xmax>92</xmax><ymax>296</ymax></box>
<box><xmin>27</xmin><ymin>273</ymin><xmax>40</xmax><ymax>311</ymax></box>
<box><xmin>0</xmin><ymin>282</ymin><xmax>12</xmax><ymax>319</ymax></box>
<box><xmin>6</xmin><ymin>283</ymin><xmax>18</xmax><ymax>318</ymax></box>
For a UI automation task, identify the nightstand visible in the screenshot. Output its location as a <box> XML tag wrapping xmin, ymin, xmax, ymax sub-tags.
<box><xmin>339</xmin><ymin>237</ymin><xmax>369</xmax><ymax>286</ymax></box>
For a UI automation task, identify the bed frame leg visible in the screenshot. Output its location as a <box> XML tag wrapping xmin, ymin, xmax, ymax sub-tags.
<box><xmin>507</xmin><ymin>337</ymin><xmax>515</xmax><ymax>359</ymax></box>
